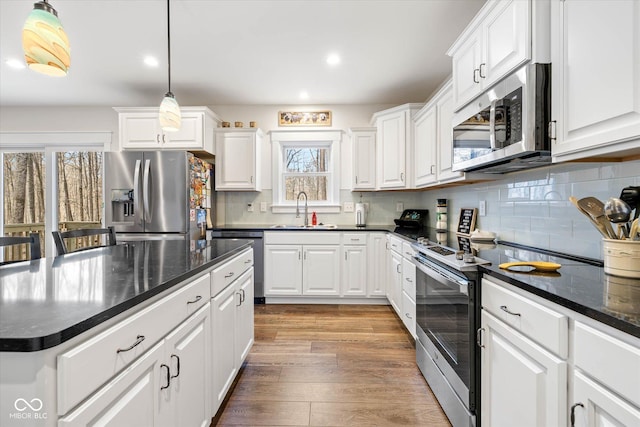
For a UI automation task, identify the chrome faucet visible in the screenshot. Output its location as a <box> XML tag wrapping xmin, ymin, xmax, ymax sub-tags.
<box><xmin>296</xmin><ymin>191</ymin><xmax>309</xmax><ymax>226</ymax></box>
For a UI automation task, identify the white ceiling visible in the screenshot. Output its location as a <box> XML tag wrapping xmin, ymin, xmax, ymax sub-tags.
<box><xmin>0</xmin><ymin>0</ymin><xmax>485</xmax><ymax>107</ymax></box>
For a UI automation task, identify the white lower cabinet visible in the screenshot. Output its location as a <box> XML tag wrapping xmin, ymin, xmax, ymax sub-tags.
<box><xmin>387</xmin><ymin>244</ymin><xmax>403</xmax><ymax>316</ymax></box>
<box><xmin>481</xmin><ymin>275</ymin><xmax>640</xmax><ymax>427</ymax></box>
<box><xmin>368</xmin><ymin>233</ymin><xmax>387</xmax><ymax>297</ymax></box>
<box><xmin>264</xmin><ymin>232</ymin><xmax>341</xmax><ymax>297</ymax></box>
<box><xmin>211</xmin><ymin>268</ymin><xmax>254</xmax><ymax>413</ymax></box>
<box><xmin>342</xmin><ymin>245</ymin><xmax>368</xmax><ymax>297</ymax></box>
<box><xmin>401</xmin><ymin>257</ymin><xmax>416</xmax><ymax>338</ymax></box>
<box><xmin>60</xmin><ymin>303</ymin><xmax>212</xmax><ymax>427</ymax></box>
<box><xmin>480</xmin><ymin>310</ymin><xmax>567</xmax><ymax>427</ymax></box>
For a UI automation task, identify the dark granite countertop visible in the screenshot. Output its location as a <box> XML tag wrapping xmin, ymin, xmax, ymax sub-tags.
<box><xmin>213</xmin><ymin>224</ymin><xmax>397</xmax><ymax>232</ymax></box>
<box><xmin>0</xmin><ymin>238</ymin><xmax>252</xmax><ymax>352</ymax></box>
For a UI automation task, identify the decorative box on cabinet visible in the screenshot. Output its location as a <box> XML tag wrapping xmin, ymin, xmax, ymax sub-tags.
<box><xmin>115</xmin><ymin>106</ymin><xmax>220</xmax><ymax>154</ymax></box>
<box><xmin>447</xmin><ymin>0</ymin><xmax>549</xmax><ymax>111</ymax></box>
<box><xmin>349</xmin><ymin>127</ymin><xmax>377</xmax><ymax>190</ymax></box>
<box><xmin>550</xmin><ymin>0</ymin><xmax>640</xmax><ymax>162</ymax></box>
<box><xmin>215</xmin><ymin>128</ymin><xmax>263</xmax><ymax>191</ymax></box>
<box><xmin>371</xmin><ymin>103</ymin><xmax>423</xmax><ymax>190</ymax></box>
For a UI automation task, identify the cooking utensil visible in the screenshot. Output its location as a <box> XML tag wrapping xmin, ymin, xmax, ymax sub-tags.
<box><xmin>499</xmin><ymin>261</ymin><xmax>562</xmax><ymax>272</ymax></box>
<box><xmin>604</xmin><ymin>197</ymin><xmax>631</xmax><ymax>238</ymax></box>
<box><xmin>569</xmin><ymin>196</ymin><xmax>611</xmax><ymax>239</ymax></box>
<box><xmin>577</xmin><ymin>197</ymin><xmax>618</xmax><ymax>239</ymax></box>
<box><xmin>630</xmin><ymin>218</ymin><xmax>639</xmax><ymax>241</ymax></box>
<box><xmin>620</xmin><ymin>186</ymin><xmax>640</xmax><ymax>220</ymax></box>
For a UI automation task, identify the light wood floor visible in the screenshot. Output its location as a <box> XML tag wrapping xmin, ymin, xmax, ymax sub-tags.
<box><xmin>211</xmin><ymin>304</ymin><xmax>451</xmax><ymax>426</ymax></box>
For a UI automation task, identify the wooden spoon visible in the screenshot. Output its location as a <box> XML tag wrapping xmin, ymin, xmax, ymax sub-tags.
<box><xmin>577</xmin><ymin>197</ymin><xmax>618</xmax><ymax>239</ymax></box>
<box><xmin>499</xmin><ymin>261</ymin><xmax>562</xmax><ymax>272</ymax></box>
<box><xmin>569</xmin><ymin>196</ymin><xmax>611</xmax><ymax>239</ymax></box>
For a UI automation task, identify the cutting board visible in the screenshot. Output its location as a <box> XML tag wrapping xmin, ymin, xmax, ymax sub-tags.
<box><xmin>499</xmin><ymin>261</ymin><xmax>562</xmax><ymax>272</ymax></box>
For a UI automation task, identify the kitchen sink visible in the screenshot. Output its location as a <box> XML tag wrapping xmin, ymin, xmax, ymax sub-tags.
<box><xmin>269</xmin><ymin>224</ymin><xmax>338</xmax><ymax>229</ymax></box>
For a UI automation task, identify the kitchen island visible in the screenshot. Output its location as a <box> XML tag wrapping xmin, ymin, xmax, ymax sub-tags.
<box><xmin>0</xmin><ymin>238</ymin><xmax>254</xmax><ymax>427</ymax></box>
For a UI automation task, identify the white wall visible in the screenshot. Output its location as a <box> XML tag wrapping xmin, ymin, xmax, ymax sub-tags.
<box><xmin>0</xmin><ymin>106</ymin><xmax>119</xmax><ymax>135</ymax></box>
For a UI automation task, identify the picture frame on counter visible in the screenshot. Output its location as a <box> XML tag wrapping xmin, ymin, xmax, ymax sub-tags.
<box><xmin>278</xmin><ymin>110</ymin><xmax>332</xmax><ymax>126</ymax></box>
<box><xmin>457</xmin><ymin>208</ymin><xmax>477</xmax><ymax>236</ymax></box>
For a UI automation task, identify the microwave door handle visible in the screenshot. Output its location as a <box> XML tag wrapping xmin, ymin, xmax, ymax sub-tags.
<box><xmin>133</xmin><ymin>160</ymin><xmax>142</xmax><ymax>226</ymax></box>
<box><xmin>489</xmin><ymin>99</ymin><xmax>497</xmax><ymax>150</ymax></box>
<box><xmin>143</xmin><ymin>159</ymin><xmax>151</xmax><ymax>223</ymax></box>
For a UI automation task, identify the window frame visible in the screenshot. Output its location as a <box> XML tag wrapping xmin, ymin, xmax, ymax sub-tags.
<box><xmin>0</xmin><ymin>132</ymin><xmax>112</xmax><ymax>255</ymax></box>
<box><xmin>270</xmin><ymin>130</ymin><xmax>342</xmax><ymax>213</ymax></box>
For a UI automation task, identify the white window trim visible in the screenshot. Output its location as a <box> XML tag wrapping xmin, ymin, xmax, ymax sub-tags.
<box><xmin>0</xmin><ymin>131</ymin><xmax>112</xmax><ymax>255</ymax></box>
<box><xmin>270</xmin><ymin>130</ymin><xmax>342</xmax><ymax>214</ymax></box>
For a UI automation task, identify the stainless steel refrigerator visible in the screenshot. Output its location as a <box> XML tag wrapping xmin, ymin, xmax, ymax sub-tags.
<box><xmin>105</xmin><ymin>151</ymin><xmax>213</xmax><ymax>241</ymax></box>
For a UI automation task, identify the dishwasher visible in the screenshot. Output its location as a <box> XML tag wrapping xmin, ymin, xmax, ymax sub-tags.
<box><xmin>209</xmin><ymin>230</ymin><xmax>264</xmax><ymax>304</ymax></box>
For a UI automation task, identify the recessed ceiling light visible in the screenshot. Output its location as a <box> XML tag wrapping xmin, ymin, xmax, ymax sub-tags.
<box><xmin>300</xmin><ymin>91</ymin><xmax>309</xmax><ymax>100</ymax></box>
<box><xmin>326</xmin><ymin>53</ymin><xmax>340</xmax><ymax>66</ymax></box>
<box><xmin>5</xmin><ymin>58</ymin><xmax>26</xmax><ymax>69</ymax></box>
<box><xmin>144</xmin><ymin>56</ymin><xmax>159</xmax><ymax>67</ymax></box>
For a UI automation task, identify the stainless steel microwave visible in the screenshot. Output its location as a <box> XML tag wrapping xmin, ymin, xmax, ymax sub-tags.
<box><xmin>451</xmin><ymin>63</ymin><xmax>551</xmax><ymax>174</ymax></box>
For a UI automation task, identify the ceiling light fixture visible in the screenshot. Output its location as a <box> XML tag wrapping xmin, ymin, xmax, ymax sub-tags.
<box><xmin>326</xmin><ymin>53</ymin><xmax>340</xmax><ymax>66</ymax></box>
<box><xmin>158</xmin><ymin>0</ymin><xmax>181</xmax><ymax>132</ymax></box>
<box><xmin>22</xmin><ymin>0</ymin><xmax>70</xmax><ymax>76</ymax></box>
<box><xmin>144</xmin><ymin>56</ymin><xmax>159</xmax><ymax>68</ymax></box>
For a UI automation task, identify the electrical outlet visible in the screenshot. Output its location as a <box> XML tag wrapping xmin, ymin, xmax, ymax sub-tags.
<box><xmin>396</xmin><ymin>202</ymin><xmax>404</xmax><ymax>212</ymax></box>
<box><xmin>344</xmin><ymin>202</ymin><xmax>354</xmax><ymax>212</ymax></box>
<box><xmin>260</xmin><ymin>202</ymin><xmax>267</xmax><ymax>212</ymax></box>
<box><xmin>479</xmin><ymin>200</ymin><xmax>486</xmax><ymax>216</ymax></box>
<box><xmin>247</xmin><ymin>203</ymin><xmax>254</xmax><ymax>212</ymax></box>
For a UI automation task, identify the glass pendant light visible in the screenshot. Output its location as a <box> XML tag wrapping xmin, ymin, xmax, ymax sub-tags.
<box><xmin>159</xmin><ymin>0</ymin><xmax>181</xmax><ymax>132</ymax></box>
<box><xmin>22</xmin><ymin>0</ymin><xmax>70</xmax><ymax>76</ymax></box>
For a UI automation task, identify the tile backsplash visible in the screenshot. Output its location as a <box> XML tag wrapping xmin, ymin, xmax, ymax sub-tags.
<box><xmin>419</xmin><ymin>160</ymin><xmax>640</xmax><ymax>260</ymax></box>
<box><xmin>220</xmin><ymin>160</ymin><xmax>639</xmax><ymax>260</ymax></box>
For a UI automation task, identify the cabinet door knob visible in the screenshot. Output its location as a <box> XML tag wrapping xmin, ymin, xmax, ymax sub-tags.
<box><xmin>570</xmin><ymin>402</ymin><xmax>584</xmax><ymax>427</ymax></box>
<box><xmin>500</xmin><ymin>305</ymin><xmax>521</xmax><ymax>317</ymax></box>
<box><xmin>186</xmin><ymin>295</ymin><xmax>202</xmax><ymax>305</ymax></box>
<box><xmin>170</xmin><ymin>354</ymin><xmax>180</xmax><ymax>379</ymax></box>
<box><xmin>160</xmin><ymin>364</ymin><xmax>171</xmax><ymax>390</ymax></box>
<box><xmin>116</xmin><ymin>335</ymin><xmax>145</xmax><ymax>353</ymax></box>
<box><xmin>476</xmin><ymin>328</ymin><xmax>485</xmax><ymax>348</ymax></box>
<box><xmin>400</xmin><ymin>172</ymin><xmax>404</xmax><ymax>182</ymax></box>
<box><xmin>473</xmin><ymin>68</ymin><xmax>480</xmax><ymax>84</ymax></box>
<box><xmin>479</xmin><ymin>63</ymin><xmax>486</xmax><ymax>79</ymax></box>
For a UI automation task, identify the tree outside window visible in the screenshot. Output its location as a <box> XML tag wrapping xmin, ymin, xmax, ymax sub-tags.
<box><xmin>283</xmin><ymin>147</ymin><xmax>329</xmax><ymax>201</ymax></box>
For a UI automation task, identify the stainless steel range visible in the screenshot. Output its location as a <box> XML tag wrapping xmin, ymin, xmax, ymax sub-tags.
<box><xmin>412</xmin><ymin>238</ymin><xmax>489</xmax><ymax>427</ymax></box>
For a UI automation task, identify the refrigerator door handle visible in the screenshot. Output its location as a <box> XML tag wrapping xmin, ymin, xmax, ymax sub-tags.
<box><xmin>143</xmin><ymin>159</ymin><xmax>151</xmax><ymax>222</ymax></box>
<box><xmin>133</xmin><ymin>159</ymin><xmax>142</xmax><ymax>226</ymax></box>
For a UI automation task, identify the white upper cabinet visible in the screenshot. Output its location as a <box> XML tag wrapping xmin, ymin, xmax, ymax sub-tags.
<box><xmin>448</xmin><ymin>0</ymin><xmax>545</xmax><ymax>111</ymax></box>
<box><xmin>215</xmin><ymin>128</ymin><xmax>263</xmax><ymax>191</ymax></box>
<box><xmin>350</xmin><ymin>127</ymin><xmax>376</xmax><ymax>190</ymax></box>
<box><xmin>372</xmin><ymin>103</ymin><xmax>423</xmax><ymax>190</ymax></box>
<box><xmin>550</xmin><ymin>0</ymin><xmax>640</xmax><ymax>161</ymax></box>
<box><xmin>115</xmin><ymin>107</ymin><xmax>220</xmax><ymax>154</ymax></box>
<box><xmin>413</xmin><ymin>104</ymin><xmax>438</xmax><ymax>188</ymax></box>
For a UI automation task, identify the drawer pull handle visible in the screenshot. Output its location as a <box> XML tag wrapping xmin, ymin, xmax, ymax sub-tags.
<box><xmin>570</xmin><ymin>402</ymin><xmax>584</xmax><ymax>427</ymax></box>
<box><xmin>351</xmin><ymin>238</ymin><xmax>359</xmax><ymax>241</ymax></box>
<box><xmin>476</xmin><ymin>328</ymin><xmax>485</xmax><ymax>348</ymax></box>
<box><xmin>244</xmin><ymin>259</ymin><xmax>252</xmax><ymax>264</ymax></box>
<box><xmin>405</xmin><ymin>278</ymin><xmax>413</xmax><ymax>283</ymax></box>
<box><xmin>500</xmin><ymin>305</ymin><xmax>521</xmax><ymax>317</ymax></box>
<box><xmin>160</xmin><ymin>364</ymin><xmax>171</xmax><ymax>390</ymax></box>
<box><xmin>240</xmin><ymin>288</ymin><xmax>246</xmax><ymax>303</ymax></box>
<box><xmin>225</xmin><ymin>272</ymin><xmax>235</xmax><ymax>279</ymax></box>
<box><xmin>186</xmin><ymin>295</ymin><xmax>202</xmax><ymax>305</ymax></box>
<box><xmin>405</xmin><ymin>313</ymin><xmax>412</xmax><ymax>319</ymax></box>
<box><xmin>170</xmin><ymin>354</ymin><xmax>180</xmax><ymax>379</ymax></box>
<box><xmin>117</xmin><ymin>335</ymin><xmax>145</xmax><ymax>353</ymax></box>
<box><xmin>236</xmin><ymin>291</ymin><xmax>242</xmax><ymax>306</ymax></box>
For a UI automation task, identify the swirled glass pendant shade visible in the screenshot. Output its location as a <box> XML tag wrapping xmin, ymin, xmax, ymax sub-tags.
<box><xmin>22</xmin><ymin>2</ymin><xmax>70</xmax><ymax>77</ymax></box>
<box><xmin>159</xmin><ymin>93</ymin><xmax>181</xmax><ymax>132</ymax></box>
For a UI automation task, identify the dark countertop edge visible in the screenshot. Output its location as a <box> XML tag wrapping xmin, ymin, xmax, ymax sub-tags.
<box><xmin>480</xmin><ymin>266</ymin><xmax>640</xmax><ymax>340</ymax></box>
<box><xmin>212</xmin><ymin>225</ymin><xmax>395</xmax><ymax>232</ymax></box>
<box><xmin>0</xmin><ymin>242</ymin><xmax>253</xmax><ymax>353</ymax></box>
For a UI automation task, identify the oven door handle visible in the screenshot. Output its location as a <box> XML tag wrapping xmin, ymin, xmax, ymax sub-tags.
<box><xmin>414</xmin><ymin>258</ymin><xmax>469</xmax><ymax>295</ymax></box>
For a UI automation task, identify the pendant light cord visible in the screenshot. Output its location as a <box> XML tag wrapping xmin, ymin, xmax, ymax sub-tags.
<box><xmin>166</xmin><ymin>0</ymin><xmax>172</xmax><ymax>94</ymax></box>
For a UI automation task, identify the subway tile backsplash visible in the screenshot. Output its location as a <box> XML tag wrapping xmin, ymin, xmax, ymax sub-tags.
<box><xmin>221</xmin><ymin>160</ymin><xmax>639</xmax><ymax>260</ymax></box>
<box><xmin>420</xmin><ymin>160</ymin><xmax>640</xmax><ymax>260</ymax></box>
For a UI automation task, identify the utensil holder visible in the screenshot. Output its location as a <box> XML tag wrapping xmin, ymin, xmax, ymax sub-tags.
<box><xmin>603</xmin><ymin>239</ymin><xmax>640</xmax><ymax>278</ymax></box>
